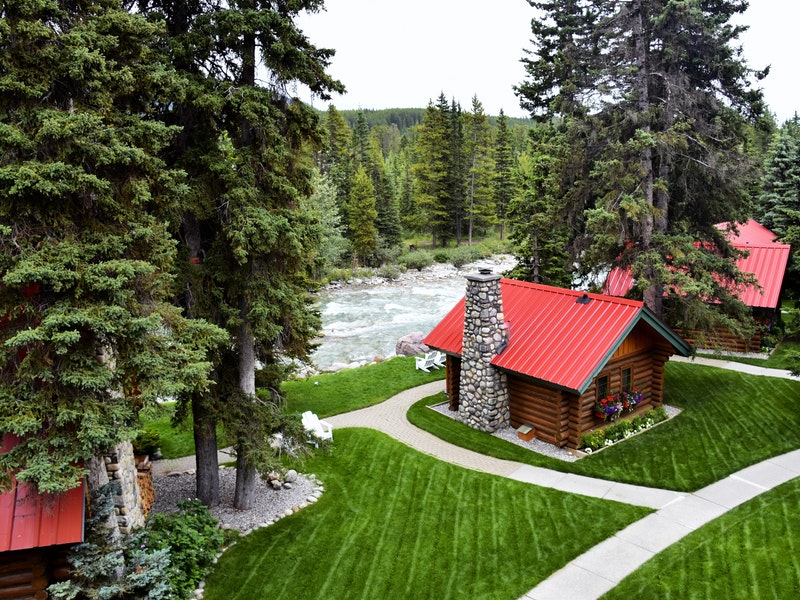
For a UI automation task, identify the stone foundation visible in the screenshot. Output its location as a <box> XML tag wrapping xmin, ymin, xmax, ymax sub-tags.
<box><xmin>458</xmin><ymin>271</ymin><xmax>510</xmax><ymax>432</ymax></box>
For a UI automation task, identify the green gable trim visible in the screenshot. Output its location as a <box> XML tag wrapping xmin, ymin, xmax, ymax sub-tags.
<box><xmin>575</xmin><ymin>307</ymin><xmax>691</xmax><ymax>395</ymax></box>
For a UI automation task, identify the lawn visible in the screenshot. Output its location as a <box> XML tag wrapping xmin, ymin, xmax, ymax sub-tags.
<box><xmin>279</xmin><ymin>355</ymin><xmax>445</xmax><ymax>417</ymax></box>
<box><xmin>603</xmin><ymin>477</ymin><xmax>800</xmax><ymax>599</ymax></box>
<box><xmin>202</xmin><ymin>429</ymin><xmax>651</xmax><ymax>600</ymax></box>
<box><xmin>141</xmin><ymin>357</ymin><xmax>444</xmax><ymax>458</ymax></box>
<box><xmin>137</xmin><ymin>402</ymin><xmax>198</xmax><ymax>460</ymax></box>
<box><xmin>698</xmin><ymin>336</ymin><xmax>800</xmax><ymax>370</ymax></box>
<box><xmin>408</xmin><ymin>361</ymin><xmax>800</xmax><ymax>491</ymax></box>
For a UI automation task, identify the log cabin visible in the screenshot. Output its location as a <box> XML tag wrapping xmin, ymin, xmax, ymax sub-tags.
<box><xmin>423</xmin><ymin>271</ymin><xmax>691</xmax><ymax>449</ymax></box>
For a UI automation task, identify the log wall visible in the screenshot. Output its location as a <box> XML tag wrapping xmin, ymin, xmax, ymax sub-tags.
<box><xmin>682</xmin><ymin>327</ymin><xmax>760</xmax><ymax>353</ymax></box>
<box><xmin>445</xmin><ymin>355</ymin><xmax>461</xmax><ymax>411</ymax></box>
<box><xmin>508</xmin><ymin>378</ymin><xmax>571</xmax><ymax>447</ymax></box>
<box><xmin>0</xmin><ymin>548</ymin><xmax>69</xmax><ymax>600</ymax></box>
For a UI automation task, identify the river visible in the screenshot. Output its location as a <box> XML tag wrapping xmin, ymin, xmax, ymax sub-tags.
<box><xmin>309</xmin><ymin>256</ymin><xmax>516</xmax><ymax>371</ymax></box>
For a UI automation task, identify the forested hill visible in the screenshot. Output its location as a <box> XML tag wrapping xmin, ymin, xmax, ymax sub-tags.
<box><xmin>332</xmin><ymin>107</ymin><xmax>533</xmax><ymax>134</ymax></box>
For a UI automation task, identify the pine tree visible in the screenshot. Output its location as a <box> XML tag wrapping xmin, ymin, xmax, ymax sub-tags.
<box><xmin>464</xmin><ymin>96</ymin><xmax>496</xmax><ymax>245</ymax></box>
<box><xmin>758</xmin><ymin>115</ymin><xmax>800</xmax><ymax>296</ymax></box>
<box><xmin>519</xmin><ymin>0</ymin><xmax>767</xmax><ymax>337</ymax></box>
<box><xmin>412</xmin><ymin>98</ymin><xmax>452</xmax><ymax>246</ymax></box>
<box><xmin>348</xmin><ymin>165</ymin><xmax>379</xmax><ymax>266</ymax></box>
<box><xmin>493</xmin><ymin>110</ymin><xmax>517</xmax><ymax>240</ymax></box>
<box><xmin>508</xmin><ymin>136</ymin><xmax>572</xmax><ymax>287</ymax></box>
<box><xmin>0</xmin><ymin>0</ymin><xmax>226</xmax><ymax>493</ymax></box>
<box><xmin>135</xmin><ymin>0</ymin><xmax>343</xmax><ymax>508</ymax></box>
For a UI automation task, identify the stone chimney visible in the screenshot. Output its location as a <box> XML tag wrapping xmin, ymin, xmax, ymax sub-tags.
<box><xmin>458</xmin><ymin>269</ymin><xmax>510</xmax><ymax>432</ymax></box>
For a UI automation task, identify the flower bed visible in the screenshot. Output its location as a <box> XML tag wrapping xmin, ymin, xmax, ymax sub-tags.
<box><xmin>580</xmin><ymin>406</ymin><xmax>669</xmax><ymax>453</ymax></box>
<box><xmin>594</xmin><ymin>388</ymin><xmax>643</xmax><ymax>421</ymax></box>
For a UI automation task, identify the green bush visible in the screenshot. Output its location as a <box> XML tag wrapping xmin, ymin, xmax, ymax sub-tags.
<box><xmin>377</xmin><ymin>264</ymin><xmax>403</xmax><ymax>280</ymax></box>
<box><xmin>133</xmin><ymin>428</ymin><xmax>161</xmax><ymax>456</ymax></box>
<box><xmin>453</xmin><ymin>245</ymin><xmax>485</xmax><ymax>268</ymax></box>
<box><xmin>145</xmin><ymin>500</ymin><xmax>225</xmax><ymax>599</ymax></box>
<box><xmin>49</xmin><ymin>482</ymin><xmax>173</xmax><ymax>600</ymax></box>
<box><xmin>398</xmin><ymin>250</ymin><xmax>434</xmax><ymax>271</ymax></box>
<box><xmin>433</xmin><ymin>249</ymin><xmax>450</xmax><ymax>263</ymax></box>
<box><xmin>580</xmin><ymin>430</ymin><xmax>605</xmax><ymax>451</ymax></box>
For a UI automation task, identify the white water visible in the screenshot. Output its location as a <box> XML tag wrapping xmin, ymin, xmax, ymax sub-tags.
<box><xmin>309</xmin><ymin>256</ymin><xmax>517</xmax><ymax>370</ymax></box>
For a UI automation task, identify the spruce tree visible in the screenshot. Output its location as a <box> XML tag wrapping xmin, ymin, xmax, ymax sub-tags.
<box><xmin>0</xmin><ymin>0</ymin><xmax>225</xmax><ymax>493</ymax></box>
<box><xmin>348</xmin><ymin>165</ymin><xmax>379</xmax><ymax>266</ymax></box>
<box><xmin>518</xmin><ymin>0</ymin><xmax>767</xmax><ymax>338</ymax></box>
<box><xmin>134</xmin><ymin>0</ymin><xmax>343</xmax><ymax>508</ymax></box>
<box><xmin>493</xmin><ymin>110</ymin><xmax>517</xmax><ymax>241</ymax></box>
<box><xmin>464</xmin><ymin>96</ymin><xmax>496</xmax><ymax>245</ymax></box>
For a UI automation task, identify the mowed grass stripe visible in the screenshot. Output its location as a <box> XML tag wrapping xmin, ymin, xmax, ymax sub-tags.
<box><xmin>603</xmin><ymin>477</ymin><xmax>800</xmax><ymax>599</ymax></box>
<box><xmin>570</xmin><ymin>363</ymin><xmax>800</xmax><ymax>490</ymax></box>
<box><xmin>204</xmin><ymin>429</ymin><xmax>650</xmax><ymax>600</ymax></box>
<box><xmin>357</xmin><ymin>452</ymin><xmax>418</xmax><ymax>600</ymax></box>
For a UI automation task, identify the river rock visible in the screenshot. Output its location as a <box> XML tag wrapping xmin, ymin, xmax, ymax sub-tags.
<box><xmin>396</xmin><ymin>332</ymin><xmax>429</xmax><ymax>356</ymax></box>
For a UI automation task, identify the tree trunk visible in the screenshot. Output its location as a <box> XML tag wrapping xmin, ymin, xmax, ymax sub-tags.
<box><xmin>632</xmin><ymin>0</ymin><xmax>661</xmax><ymax>317</ymax></box>
<box><xmin>234</xmin><ymin>295</ymin><xmax>258</xmax><ymax>510</ymax></box>
<box><xmin>193</xmin><ymin>394</ymin><xmax>220</xmax><ymax>507</ymax></box>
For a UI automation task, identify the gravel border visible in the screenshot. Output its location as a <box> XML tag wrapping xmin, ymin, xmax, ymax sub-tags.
<box><xmin>429</xmin><ymin>401</ymin><xmax>683</xmax><ymax>462</ymax></box>
<box><xmin>428</xmin><ymin>402</ymin><xmax>580</xmax><ymax>462</ymax></box>
<box><xmin>151</xmin><ymin>466</ymin><xmax>324</xmax><ymax>535</ymax></box>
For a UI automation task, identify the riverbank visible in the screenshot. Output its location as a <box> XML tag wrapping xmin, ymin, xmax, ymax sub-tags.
<box><xmin>307</xmin><ymin>254</ymin><xmax>517</xmax><ymax>374</ymax></box>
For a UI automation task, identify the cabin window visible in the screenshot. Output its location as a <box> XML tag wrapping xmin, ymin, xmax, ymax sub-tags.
<box><xmin>622</xmin><ymin>367</ymin><xmax>632</xmax><ymax>391</ymax></box>
<box><xmin>597</xmin><ymin>375</ymin><xmax>609</xmax><ymax>400</ymax></box>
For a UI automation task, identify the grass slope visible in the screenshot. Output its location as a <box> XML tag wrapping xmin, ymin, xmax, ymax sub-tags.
<box><xmin>280</xmin><ymin>356</ymin><xmax>445</xmax><ymax>418</ymax></box>
<box><xmin>203</xmin><ymin>429</ymin><xmax>651</xmax><ymax>600</ymax></box>
<box><xmin>603</xmin><ymin>478</ymin><xmax>800</xmax><ymax>599</ymax></box>
<box><xmin>410</xmin><ymin>362</ymin><xmax>800</xmax><ymax>491</ymax></box>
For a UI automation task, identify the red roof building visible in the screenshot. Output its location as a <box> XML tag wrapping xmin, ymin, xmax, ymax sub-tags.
<box><xmin>604</xmin><ymin>219</ymin><xmax>790</xmax><ymax>351</ymax></box>
<box><xmin>605</xmin><ymin>219</ymin><xmax>791</xmax><ymax>310</ymax></box>
<box><xmin>424</xmin><ymin>273</ymin><xmax>690</xmax><ymax>448</ymax></box>
<box><xmin>1</xmin><ymin>434</ymin><xmax>85</xmax><ymax>553</ymax></box>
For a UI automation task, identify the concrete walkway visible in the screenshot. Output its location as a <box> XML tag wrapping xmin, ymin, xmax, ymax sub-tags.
<box><xmin>325</xmin><ymin>358</ymin><xmax>800</xmax><ymax>600</ymax></box>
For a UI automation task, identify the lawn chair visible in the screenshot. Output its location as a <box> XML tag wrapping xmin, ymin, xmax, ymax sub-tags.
<box><xmin>432</xmin><ymin>350</ymin><xmax>446</xmax><ymax>368</ymax></box>
<box><xmin>415</xmin><ymin>351</ymin><xmax>442</xmax><ymax>372</ymax></box>
<box><xmin>301</xmin><ymin>411</ymin><xmax>333</xmax><ymax>444</ymax></box>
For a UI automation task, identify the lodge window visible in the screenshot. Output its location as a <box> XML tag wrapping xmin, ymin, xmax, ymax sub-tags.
<box><xmin>622</xmin><ymin>367</ymin><xmax>632</xmax><ymax>391</ymax></box>
<box><xmin>597</xmin><ymin>375</ymin><xmax>609</xmax><ymax>400</ymax></box>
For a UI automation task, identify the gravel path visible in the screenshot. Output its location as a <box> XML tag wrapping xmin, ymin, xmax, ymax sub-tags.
<box><xmin>151</xmin><ymin>466</ymin><xmax>324</xmax><ymax>534</ymax></box>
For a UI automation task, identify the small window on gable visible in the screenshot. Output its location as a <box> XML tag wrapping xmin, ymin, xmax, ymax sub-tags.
<box><xmin>622</xmin><ymin>367</ymin><xmax>632</xmax><ymax>391</ymax></box>
<box><xmin>597</xmin><ymin>375</ymin><xmax>609</xmax><ymax>400</ymax></box>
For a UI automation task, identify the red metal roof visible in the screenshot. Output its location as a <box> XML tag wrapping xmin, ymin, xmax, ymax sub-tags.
<box><xmin>424</xmin><ymin>279</ymin><xmax>690</xmax><ymax>394</ymax></box>
<box><xmin>1</xmin><ymin>435</ymin><xmax>85</xmax><ymax>552</ymax></box>
<box><xmin>604</xmin><ymin>220</ymin><xmax>791</xmax><ymax>309</ymax></box>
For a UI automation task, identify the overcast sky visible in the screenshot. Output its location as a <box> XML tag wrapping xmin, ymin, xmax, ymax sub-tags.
<box><xmin>296</xmin><ymin>0</ymin><xmax>799</xmax><ymax>123</ymax></box>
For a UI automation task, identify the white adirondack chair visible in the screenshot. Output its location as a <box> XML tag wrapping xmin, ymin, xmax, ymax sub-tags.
<box><xmin>301</xmin><ymin>411</ymin><xmax>333</xmax><ymax>443</ymax></box>
<box><xmin>415</xmin><ymin>351</ymin><xmax>443</xmax><ymax>372</ymax></box>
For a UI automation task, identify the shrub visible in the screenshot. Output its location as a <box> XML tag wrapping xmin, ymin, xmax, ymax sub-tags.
<box><xmin>398</xmin><ymin>250</ymin><xmax>433</xmax><ymax>271</ymax></box>
<box><xmin>49</xmin><ymin>482</ymin><xmax>173</xmax><ymax>600</ymax></box>
<box><xmin>433</xmin><ymin>249</ymin><xmax>450</xmax><ymax>263</ymax></box>
<box><xmin>580</xmin><ymin>430</ymin><xmax>605</xmax><ymax>452</ymax></box>
<box><xmin>377</xmin><ymin>264</ymin><xmax>403</xmax><ymax>280</ymax></box>
<box><xmin>133</xmin><ymin>428</ymin><xmax>161</xmax><ymax>456</ymax></box>
<box><xmin>604</xmin><ymin>420</ymin><xmax>634</xmax><ymax>443</ymax></box>
<box><xmin>645</xmin><ymin>406</ymin><xmax>668</xmax><ymax>423</ymax></box>
<box><xmin>449</xmin><ymin>245</ymin><xmax>483</xmax><ymax>268</ymax></box>
<box><xmin>144</xmin><ymin>500</ymin><xmax>225</xmax><ymax>599</ymax></box>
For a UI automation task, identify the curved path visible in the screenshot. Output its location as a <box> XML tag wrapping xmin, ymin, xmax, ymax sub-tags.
<box><xmin>326</xmin><ymin>358</ymin><xmax>800</xmax><ymax>600</ymax></box>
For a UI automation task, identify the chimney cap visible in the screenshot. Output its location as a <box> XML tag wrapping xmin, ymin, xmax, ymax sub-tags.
<box><xmin>478</xmin><ymin>267</ymin><xmax>493</xmax><ymax>275</ymax></box>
